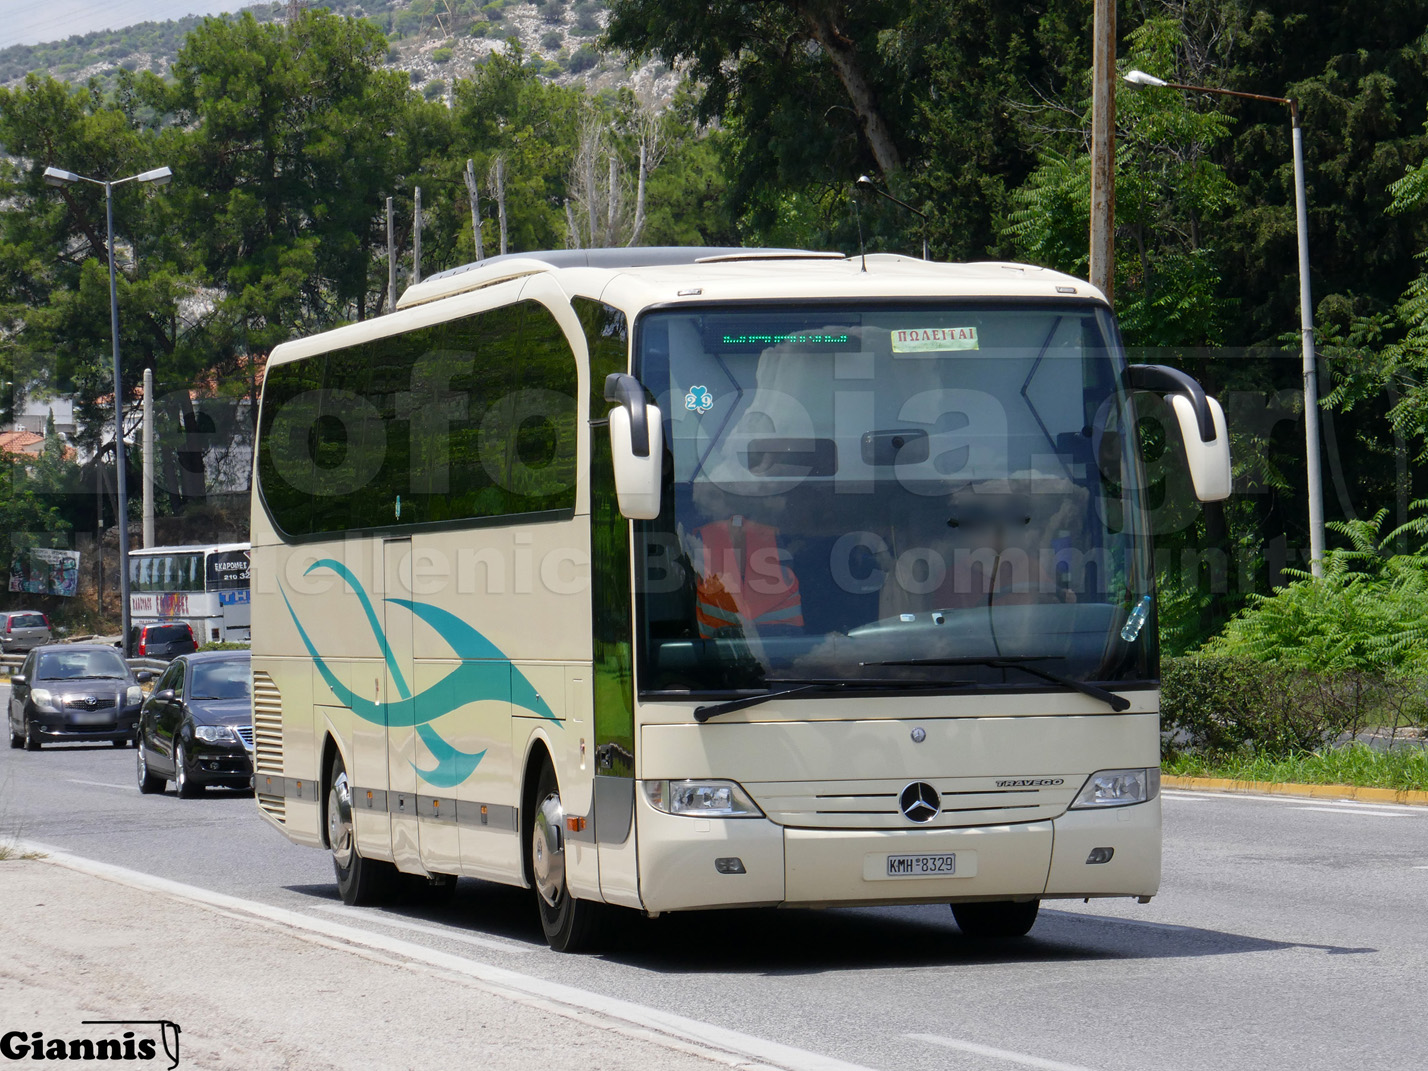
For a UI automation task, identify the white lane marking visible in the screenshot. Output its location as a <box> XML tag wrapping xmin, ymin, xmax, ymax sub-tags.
<box><xmin>1293</xmin><ymin>805</ymin><xmax>1412</xmax><ymax>818</ymax></box>
<box><xmin>1167</xmin><ymin>790</ymin><xmax>1426</xmax><ymax>814</ymax></box>
<box><xmin>66</xmin><ymin>778</ymin><xmax>133</xmax><ymax>791</ymax></box>
<box><xmin>308</xmin><ymin>902</ymin><xmax>530</xmax><ymax>955</ymax></box>
<box><xmin>908</xmin><ymin>1033</ymin><xmax>1101</xmax><ymax>1071</ymax></box>
<box><xmin>20</xmin><ymin>841</ymin><xmax>873</xmax><ymax>1071</ymax></box>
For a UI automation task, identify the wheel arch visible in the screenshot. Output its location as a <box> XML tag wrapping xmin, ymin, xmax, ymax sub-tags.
<box><xmin>519</xmin><ymin>734</ymin><xmax>557</xmax><ymax>889</ymax></box>
<box><xmin>318</xmin><ymin>731</ymin><xmax>345</xmax><ymax>850</ymax></box>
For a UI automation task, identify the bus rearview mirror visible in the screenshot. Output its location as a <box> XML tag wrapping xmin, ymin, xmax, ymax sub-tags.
<box><xmin>1169</xmin><ymin>393</ymin><xmax>1231</xmax><ymax>502</ymax></box>
<box><xmin>1125</xmin><ymin>363</ymin><xmax>1231</xmax><ymax>503</ymax></box>
<box><xmin>609</xmin><ymin>403</ymin><xmax>663</xmax><ymax>519</ymax></box>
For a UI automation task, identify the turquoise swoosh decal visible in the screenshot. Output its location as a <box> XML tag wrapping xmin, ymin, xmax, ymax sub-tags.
<box><xmin>305</xmin><ymin>558</ymin><xmax>411</xmax><ymax>700</ymax></box>
<box><xmin>279</xmin><ymin>564</ymin><xmax>562</xmax><ymax>789</ymax></box>
<box><xmin>414</xmin><ymin>723</ymin><xmax>487</xmax><ymax>788</ymax></box>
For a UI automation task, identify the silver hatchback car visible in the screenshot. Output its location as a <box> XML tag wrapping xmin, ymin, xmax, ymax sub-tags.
<box><xmin>1</xmin><ymin>611</ymin><xmax>51</xmax><ymax>653</ymax></box>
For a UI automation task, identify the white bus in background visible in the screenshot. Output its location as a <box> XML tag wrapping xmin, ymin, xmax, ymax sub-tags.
<box><xmin>248</xmin><ymin>247</ymin><xmax>1230</xmax><ymax>951</ymax></box>
<box><xmin>129</xmin><ymin>542</ymin><xmax>251</xmax><ymax>645</ymax></box>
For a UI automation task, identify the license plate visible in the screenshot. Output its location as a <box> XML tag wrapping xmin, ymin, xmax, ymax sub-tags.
<box><xmin>885</xmin><ymin>852</ymin><xmax>957</xmax><ymax>877</ymax></box>
<box><xmin>69</xmin><ymin>710</ymin><xmax>110</xmax><ymax>725</ymax></box>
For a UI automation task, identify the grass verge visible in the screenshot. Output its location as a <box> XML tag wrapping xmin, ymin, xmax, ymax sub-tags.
<box><xmin>0</xmin><ymin>844</ymin><xmax>46</xmax><ymax>861</ymax></box>
<box><xmin>1164</xmin><ymin>742</ymin><xmax>1428</xmax><ymax>792</ymax></box>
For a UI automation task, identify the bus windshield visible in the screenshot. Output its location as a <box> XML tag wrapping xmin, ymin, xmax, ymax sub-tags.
<box><xmin>633</xmin><ymin>301</ymin><xmax>1155</xmax><ymax>695</ymax></box>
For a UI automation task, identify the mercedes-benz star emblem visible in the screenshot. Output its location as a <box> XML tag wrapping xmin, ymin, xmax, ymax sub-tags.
<box><xmin>910</xmin><ymin>727</ymin><xmax>927</xmax><ymax>743</ymax></box>
<box><xmin>899</xmin><ymin>781</ymin><xmax>941</xmax><ymax>823</ymax></box>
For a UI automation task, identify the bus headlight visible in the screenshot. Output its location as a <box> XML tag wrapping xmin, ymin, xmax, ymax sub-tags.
<box><xmin>642</xmin><ymin>780</ymin><xmax>764</xmax><ymax>818</ymax></box>
<box><xmin>1069</xmin><ymin>768</ymin><xmax>1160</xmax><ymax>809</ymax></box>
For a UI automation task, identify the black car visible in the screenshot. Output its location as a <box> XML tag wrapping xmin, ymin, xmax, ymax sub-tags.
<box><xmin>7</xmin><ymin>644</ymin><xmax>153</xmax><ymax>750</ymax></box>
<box><xmin>136</xmin><ymin>651</ymin><xmax>254</xmax><ymax>797</ymax></box>
<box><xmin>127</xmin><ymin>620</ymin><xmax>198</xmax><ymax>660</ymax></box>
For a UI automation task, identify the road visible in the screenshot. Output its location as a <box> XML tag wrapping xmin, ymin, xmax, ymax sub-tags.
<box><xmin>2</xmin><ymin>700</ymin><xmax>1427</xmax><ymax>1071</ymax></box>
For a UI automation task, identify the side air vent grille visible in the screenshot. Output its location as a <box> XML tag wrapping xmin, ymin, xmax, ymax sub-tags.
<box><xmin>253</xmin><ymin>671</ymin><xmax>285</xmax><ymax>824</ymax></box>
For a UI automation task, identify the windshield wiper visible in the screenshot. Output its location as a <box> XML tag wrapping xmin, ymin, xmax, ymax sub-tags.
<box><xmin>693</xmin><ymin>677</ymin><xmax>973</xmax><ymax>723</ymax></box>
<box><xmin>862</xmin><ymin>656</ymin><xmax>1131</xmax><ymax>713</ymax></box>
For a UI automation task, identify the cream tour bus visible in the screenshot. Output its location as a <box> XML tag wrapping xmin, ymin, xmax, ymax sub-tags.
<box><xmin>249</xmin><ymin>247</ymin><xmax>1230</xmax><ymax>951</ymax></box>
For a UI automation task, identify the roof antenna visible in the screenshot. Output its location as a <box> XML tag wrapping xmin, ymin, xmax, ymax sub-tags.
<box><xmin>852</xmin><ymin>181</ymin><xmax>867</xmax><ymax>272</ymax></box>
<box><xmin>856</xmin><ymin>173</ymin><xmax>930</xmax><ymax>260</ymax></box>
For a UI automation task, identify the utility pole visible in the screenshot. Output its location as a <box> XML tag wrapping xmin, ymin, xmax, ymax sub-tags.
<box><xmin>413</xmin><ymin>186</ymin><xmax>423</xmax><ymax>285</ymax></box>
<box><xmin>386</xmin><ymin>196</ymin><xmax>396</xmax><ymax>313</ymax></box>
<box><xmin>142</xmin><ymin>367</ymin><xmax>154</xmax><ymax>548</ymax></box>
<box><xmin>495</xmin><ymin>158</ymin><xmax>507</xmax><ymax>256</ymax></box>
<box><xmin>1089</xmin><ymin>0</ymin><xmax>1116</xmax><ymax>302</ymax></box>
<box><xmin>465</xmin><ymin>159</ymin><xmax>484</xmax><ymax>260</ymax></box>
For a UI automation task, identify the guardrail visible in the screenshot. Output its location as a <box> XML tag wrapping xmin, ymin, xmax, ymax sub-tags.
<box><xmin>0</xmin><ymin>652</ymin><xmax>170</xmax><ymax>682</ymax></box>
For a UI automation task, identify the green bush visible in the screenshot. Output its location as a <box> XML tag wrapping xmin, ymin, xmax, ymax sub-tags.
<box><xmin>198</xmin><ymin>641</ymin><xmax>250</xmax><ymax>652</ymax></box>
<box><xmin>1206</xmin><ymin>511</ymin><xmax>1428</xmax><ymax>676</ymax></box>
<box><xmin>1161</xmin><ymin>655</ymin><xmax>1339</xmax><ymax>757</ymax></box>
<box><xmin>432</xmin><ymin>47</ymin><xmax>453</xmax><ymax>64</ymax></box>
<box><xmin>567</xmin><ymin>44</ymin><xmax>598</xmax><ymax>73</ymax></box>
<box><xmin>1162</xmin><ymin>655</ymin><xmax>1428</xmax><ymax>758</ymax></box>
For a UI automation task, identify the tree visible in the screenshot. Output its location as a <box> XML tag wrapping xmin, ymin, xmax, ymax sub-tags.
<box><xmin>1007</xmin><ymin>15</ymin><xmax>1240</xmax><ymax>348</ymax></box>
<box><xmin>605</xmin><ymin>1</ymin><xmax>906</xmax><ymax>181</ymax></box>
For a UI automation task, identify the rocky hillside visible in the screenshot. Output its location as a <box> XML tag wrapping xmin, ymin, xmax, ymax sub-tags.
<box><xmin>0</xmin><ymin>0</ymin><xmax>679</xmax><ymax>103</ymax></box>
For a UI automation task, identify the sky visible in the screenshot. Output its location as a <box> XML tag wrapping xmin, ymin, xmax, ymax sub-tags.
<box><xmin>0</xmin><ymin>1</ymin><xmax>257</xmax><ymax>50</ymax></box>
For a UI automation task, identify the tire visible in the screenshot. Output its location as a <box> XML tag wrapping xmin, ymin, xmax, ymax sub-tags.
<box><xmin>951</xmin><ymin>899</ymin><xmax>1041</xmax><ymax>939</ymax></box>
<box><xmin>136</xmin><ymin>737</ymin><xmax>165</xmax><ymax>794</ymax></box>
<box><xmin>8</xmin><ymin>717</ymin><xmax>21</xmax><ymax>750</ymax></box>
<box><xmin>174</xmin><ymin>740</ymin><xmax>201</xmax><ymax>797</ymax></box>
<box><xmin>328</xmin><ymin>753</ymin><xmax>395</xmax><ymax>906</ymax></box>
<box><xmin>24</xmin><ymin>718</ymin><xmax>40</xmax><ymax>751</ymax></box>
<box><xmin>112</xmin><ymin>738</ymin><xmax>127</xmax><ymax>748</ymax></box>
<box><xmin>529</xmin><ymin>761</ymin><xmax>601</xmax><ymax>952</ymax></box>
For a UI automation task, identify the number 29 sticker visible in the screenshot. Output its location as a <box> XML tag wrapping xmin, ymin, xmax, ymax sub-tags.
<box><xmin>685</xmin><ymin>385</ymin><xmax>714</xmax><ymax>413</ymax></box>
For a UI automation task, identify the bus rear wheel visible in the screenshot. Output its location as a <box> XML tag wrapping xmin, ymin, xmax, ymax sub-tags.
<box><xmin>328</xmin><ymin>753</ymin><xmax>395</xmax><ymax>906</ymax></box>
<box><xmin>529</xmin><ymin>761</ymin><xmax>600</xmax><ymax>952</ymax></box>
<box><xmin>952</xmin><ymin>899</ymin><xmax>1040</xmax><ymax>938</ymax></box>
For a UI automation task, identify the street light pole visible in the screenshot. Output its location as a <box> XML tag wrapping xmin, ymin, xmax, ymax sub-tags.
<box><xmin>1124</xmin><ymin>71</ymin><xmax>1324</xmax><ymax>577</ymax></box>
<box><xmin>43</xmin><ymin>164</ymin><xmax>172</xmax><ymax>649</ymax></box>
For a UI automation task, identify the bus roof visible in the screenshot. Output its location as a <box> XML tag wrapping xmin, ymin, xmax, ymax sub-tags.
<box><xmin>395</xmin><ymin>247</ymin><xmax>1102</xmax><ymax>312</ymax></box>
<box><xmin>129</xmin><ymin>542</ymin><xmax>250</xmax><ymax>557</ymax></box>
<box><xmin>266</xmin><ymin>249</ymin><xmax>1105</xmax><ymax>369</ymax></box>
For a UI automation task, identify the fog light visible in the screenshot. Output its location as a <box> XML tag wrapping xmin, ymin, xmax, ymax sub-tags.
<box><xmin>1085</xmin><ymin>847</ymin><xmax>1115</xmax><ymax>865</ymax></box>
<box><xmin>714</xmin><ymin>857</ymin><xmax>746</xmax><ymax>874</ymax></box>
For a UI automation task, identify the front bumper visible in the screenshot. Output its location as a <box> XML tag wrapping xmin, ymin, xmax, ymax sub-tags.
<box><xmin>31</xmin><ymin>703</ymin><xmax>142</xmax><ymax>744</ymax></box>
<box><xmin>635</xmin><ymin>792</ymin><xmax>1161</xmax><ymax>914</ymax></box>
<box><xmin>187</xmin><ymin>742</ymin><xmax>255</xmax><ymax>785</ymax></box>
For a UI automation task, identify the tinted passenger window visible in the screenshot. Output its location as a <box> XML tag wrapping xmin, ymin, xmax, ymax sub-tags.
<box><xmin>258</xmin><ymin>300</ymin><xmax>577</xmax><ymax>539</ymax></box>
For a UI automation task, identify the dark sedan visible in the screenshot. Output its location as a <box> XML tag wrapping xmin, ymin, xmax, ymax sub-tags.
<box><xmin>7</xmin><ymin>644</ymin><xmax>152</xmax><ymax>750</ymax></box>
<box><xmin>136</xmin><ymin>651</ymin><xmax>253</xmax><ymax>797</ymax></box>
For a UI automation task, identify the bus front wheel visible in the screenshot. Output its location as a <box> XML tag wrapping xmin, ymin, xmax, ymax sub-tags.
<box><xmin>952</xmin><ymin>899</ymin><xmax>1040</xmax><ymax>938</ymax></box>
<box><xmin>328</xmin><ymin>754</ymin><xmax>395</xmax><ymax>906</ymax></box>
<box><xmin>529</xmin><ymin>761</ymin><xmax>600</xmax><ymax>952</ymax></box>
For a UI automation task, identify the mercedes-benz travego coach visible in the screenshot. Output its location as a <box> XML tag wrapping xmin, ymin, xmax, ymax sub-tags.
<box><xmin>249</xmin><ymin>247</ymin><xmax>1230</xmax><ymax>951</ymax></box>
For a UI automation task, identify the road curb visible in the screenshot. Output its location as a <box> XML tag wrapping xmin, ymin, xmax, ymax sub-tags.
<box><xmin>1163</xmin><ymin>774</ymin><xmax>1428</xmax><ymax>807</ymax></box>
<box><xmin>13</xmin><ymin>841</ymin><xmax>870</xmax><ymax>1071</ymax></box>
